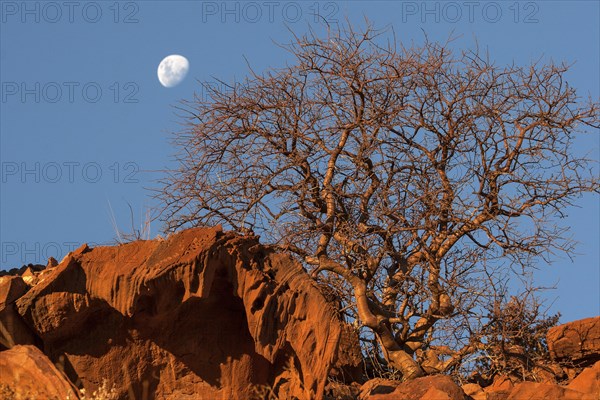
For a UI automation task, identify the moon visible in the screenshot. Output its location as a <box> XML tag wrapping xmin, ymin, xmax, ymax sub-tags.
<box><xmin>157</xmin><ymin>55</ymin><xmax>189</xmax><ymax>88</ymax></box>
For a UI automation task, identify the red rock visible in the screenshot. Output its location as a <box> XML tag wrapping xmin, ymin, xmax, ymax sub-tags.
<box><xmin>420</xmin><ymin>386</ymin><xmax>453</xmax><ymax>399</ymax></box>
<box><xmin>0</xmin><ymin>276</ymin><xmax>36</xmax><ymax>349</ymax></box>
<box><xmin>47</xmin><ymin>256</ymin><xmax>59</xmax><ymax>268</ymax></box>
<box><xmin>0</xmin><ymin>276</ymin><xmax>29</xmax><ymax>309</ymax></box>
<box><xmin>0</xmin><ymin>344</ymin><xmax>79</xmax><ymax>399</ymax></box>
<box><xmin>360</xmin><ymin>375</ymin><xmax>466</xmax><ymax>400</ymax></box>
<box><xmin>360</xmin><ymin>378</ymin><xmax>402</xmax><ymax>398</ymax></box>
<box><xmin>507</xmin><ymin>381</ymin><xmax>591</xmax><ymax>400</ymax></box>
<box><xmin>547</xmin><ymin>317</ymin><xmax>600</xmax><ymax>366</ymax></box>
<box><xmin>567</xmin><ymin>361</ymin><xmax>600</xmax><ymax>397</ymax></box>
<box><xmin>12</xmin><ymin>227</ymin><xmax>357</xmax><ymax>399</ymax></box>
<box><xmin>329</xmin><ymin>321</ymin><xmax>364</xmax><ymax>384</ymax></box>
<box><xmin>482</xmin><ymin>375</ymin><xmax>515</xmax><ymax>400</ymax></box>
<box><xmin>489</xmin><ymin>375</ymin><xmax>514</xmax><ymax>391</ymax></box>
<box><xmin>325</xmin><ymin>381</ymin><xmax>361</xmax><ymax>399</ymax></box>
<box><xmin>461</xmin><ymin>383</ymin><xmax>485</xmax><ymax>400</ymax></box>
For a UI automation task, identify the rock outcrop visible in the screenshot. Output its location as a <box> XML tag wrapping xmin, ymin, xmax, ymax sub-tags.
<box><xmin>354</xmin><ymin>317</ymin><xmax>600</xmax><ymax>400</ymax></box>
<box><xmin>359</xmin><ymin>375</ymin><xmax>466</xmax><ymax>400</ymax></box>
<box><xmin>547</xmin><ymin>316</ymin><xmax>600</xmax><ymax>367</ymax></box>
<box><xmin>567</xmin><ymin>361</ymin><xmax>600</xmax><ymax>396</ymax></box>
<box><xmin>1</xmin><ymin>227</ymin><xmax>598</xmax><ymax>400</ymax></box>
<box><xmin>0</xmin><ymin>344</ymin><xmax>79</xmax><ymax>399</ymax></box>
<box><xmin>506</xmin><ymin>381</ymin><xmax>594</xmax><ymax>400</ymax></box>
<box><xmin>0</xmin><ymin>276</ymin><xmax>38</xmax><ymax>349</ymax></box>
<box><xmin>1</xmin><ymin>227</ymin><xmax>362</xmax><ymax>400</ymax></box>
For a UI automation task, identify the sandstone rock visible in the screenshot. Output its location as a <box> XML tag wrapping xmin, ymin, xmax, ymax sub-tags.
<box><xmin>11</xmin><ymin>227</ymin><xmax>356</xmax><ymax>400</ymax></box>
<box><xmin>325</xmin><ymin>381</ymin><xmax>361</xmax><ymax>399</ymax></box>
<box><xmin>547</xmin><ymin>317</ymin><xmax>600</xmax><ymax>366</ymax></box>
<box><xmin>0</xmin><ymin>275</ymin><xmax>29</xmax><ymax>308</ymax></box>
<box><xmin>359</xmin><ymin>378</ymin><xmax>402</xmax><ymax>398</ymax></box>
<box><xmin>47</xmin><ymin>256</ymin><xmax>59</xmax><ymax>268</ymax></box>
<box><xmin>0</xmin><ymin>344</ymin><xmax>79</xmax><ymax>399</ymax></box>
<box><xmin>360</xmin><ymin>375</ymin><xmax>466</xmax><ymax>400</ymax></box>
<box><xmin>329</xmin><ymin>321</ymin><xmax>364</xmax><ymax>384</ymax></box>
<box><xmin>489</xmin><ymin>375</ymin><xmax>514</xmax><ymax>391</ymax></box>
<box><xmin>468</xmin><ymin>392</ymin><xmax>487</xmax><ymax>400</ymax></box>
<box><xmin>483</xmin><ymin>375</ymin><xmax>514</xmax><ymax>400</ymax></box>
<box><xmin>0</xmin><ymin>304</ymin><xmax>38</xmax><ymax>350</ymax></box>
<box><xmin>485</xmin><ymin>391</ymin><xmax>509</xmax><ymax>400</ymax></box>
<box><xmin>0</xmin><ymin>276</ymin><xmax>37</xmax><ymax>349</ymax></box>
<box><xmin>21</xmin><ymin>266</ymin><xmax>38</xmax><ymax>285</ymax></box>
<box><xmin>567</xmin><ymin>361</ymin><xmax>600</xmax><ymax>397</ymax></box>
<box><xmin>420</xmin><ymin>386</ymin><xmax>453</xmax><ymax>399</ymax></box>
<box><xmin>507</xmin><ymin>381</ymin><xmax>592</xmax><ymax>400</ymax></box>
<box><xmin>531</xmin><ymin>364</ymin><xmax>561</xmax><ymax>383</ymax></box>
<box><xmin>461</xmin><ymin>383</ymin><xmax>485</xmax><ymax>400</ymax></box>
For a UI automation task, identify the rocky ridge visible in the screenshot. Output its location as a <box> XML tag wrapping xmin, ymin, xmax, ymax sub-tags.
<box><xmin>0</xmin><ymin>227</ymin><xmax>598</xmax><ymax>399</ymax></box>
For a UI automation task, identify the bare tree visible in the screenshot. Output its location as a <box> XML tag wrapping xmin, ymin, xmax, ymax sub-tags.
<box><xmin>158</xmin><ymin>23</ymin><xmax>599</xmax><ymax>380</ymax></box>
<box><xmin>473</xmin><ymin>286</ymin><xmax>561</xmax><ymax>383</ymax></box>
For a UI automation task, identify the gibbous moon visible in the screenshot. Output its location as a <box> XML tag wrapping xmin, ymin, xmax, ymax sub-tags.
<box><xmin>157</xmin><ymin>55</ymin><xmax>189</xmax><ymax>88</ymax></box>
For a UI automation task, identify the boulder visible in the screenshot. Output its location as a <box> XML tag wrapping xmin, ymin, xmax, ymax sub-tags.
<box><xmin>0</xmin><ymin>344</ymin><xmax>79</xmax><ymax>399</ymax></box>
<box><xmin>506</xmin><ymin>381</ymin><xmax>591</xmax><ymax>400</ymax></box>
<box><xmin>483</xmin><ymin>375</ymin><xmax>514</xmax><ymax>400</ymax></box>
<box><xmin>360</xmin><ymin>378</ymin><xmax>402</xmax><ymax>398</ymax></box>
<box><xmin>0</xmin><ymin>276</ymin><xmax>37</xmax><ymax>349</ymax></box>
<box><xmin>547</xmin><ymin>317</ymin><xmax>600</xmax><ymax>366</ymax></box>
<box><xmin>21</xmin><ymin>266</ymin><xmax>38</xmax><ymax>285</ymax></box>
<box><xmin>420</xmin><ymin>386</ymin><xmax>453</xmax><ymax>399</ymax></box>
<box><xmin>10</xmin><ymin>227</ymin><xmax>358</xmax><ymax>400</ymax></box>
<box><xmin>478</xmin><ymin>366</ymin><xmax>600</xmax><ymax>400</ymax></box>
<box><xmin>47</xmin><ymin>256</ymin><xmax>59</xmax><ymax>268</ymax></box>
<box><xmin>461</xmin><ymin>383</ymin><xmax>485</xmax><ymax>400</ymax></box>
<box><xmin>360</xmin><ymin>375</ymin><xmax>466</xmax><ymax>400</ymax></box>
<box><xmin>0</xmin><ymin>275</ymin><xmax>29</xmax><ymax>307</ymax></box>
<box><xmin>567</xmin><ymin>361</ymin><xmax>600</xmax><ymax>397</ymax></box>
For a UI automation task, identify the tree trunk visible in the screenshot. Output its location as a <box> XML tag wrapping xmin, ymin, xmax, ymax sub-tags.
<box><xmin>353</xmin><ymin>280</ymin><xmax>424</xmax><ymax>379</ymax></box>
<box><xmin>378</xmin><ymin>331</ymin><xmax>425</xmax><ymax>379</ymax></box>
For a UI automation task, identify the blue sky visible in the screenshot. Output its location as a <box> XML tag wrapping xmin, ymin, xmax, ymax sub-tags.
<box><xmin>1</xmin><ymin>1</ymin><xmax>598</xmax><ymax>322</ymax></box>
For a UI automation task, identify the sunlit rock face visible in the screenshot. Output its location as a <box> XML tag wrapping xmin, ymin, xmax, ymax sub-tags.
<box><xmin>547</xmin><ymin>316</ymin><xmax>600</xmax><ymax>367</ymax></box>
<box><xmin>2</xmin><ymin>226</ymin><xmax>362</xmax><ymax>400</ymax></box>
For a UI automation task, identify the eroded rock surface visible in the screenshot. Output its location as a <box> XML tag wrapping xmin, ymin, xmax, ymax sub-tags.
<box><xmin>3</xmin><ymin>227</ymin><xmax>361</xmax><ymax>400</ymax></box>
<box><xmin>359</xmin><ymin>375</ymin><xmax>465</xmax><ymax>400</ymax></box>
<box><xmin>567</xmin><ymin>361</ymin><xmax>600</xmax><ymax>398</ymax></box>
<box><xmin>0</xmin><ymin>276</ymin><xmax>37</xmax><ymax>350</ymax></box>
<box><xmin>0</xmin><ymin>344</ymin><xmax>79</xmax><ymax>399</ymax></box>
<box><xmin>506</xmin><ymin>381</ymin><xmax>593</xmax><ymax>400</ymax></box>
<box><xmin>2</xmin><ymin>228</ymin><xmax>598</xmax><ymax>400</ymax></box>
<box><xmin>547</xmin><ymin>317</ymin><xmax>600</xmax><ymax>367</ymax></box>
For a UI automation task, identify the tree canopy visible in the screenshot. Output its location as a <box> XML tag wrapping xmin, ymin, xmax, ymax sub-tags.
<box><xmin>159</xmin><ymin>23</ymin><xmax>599</xmax><ymax>379</ymax></box>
